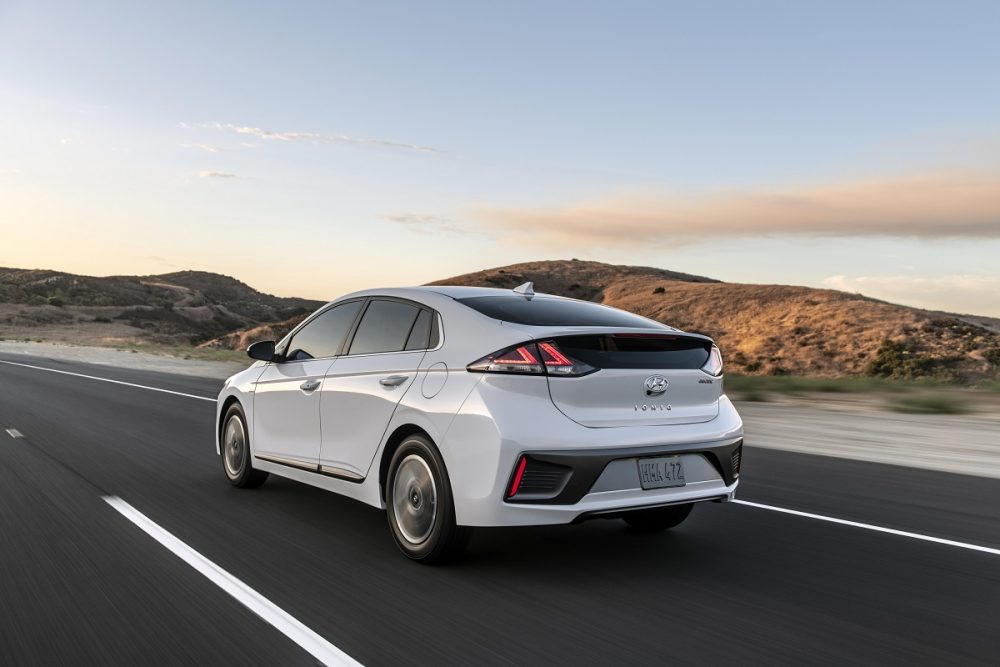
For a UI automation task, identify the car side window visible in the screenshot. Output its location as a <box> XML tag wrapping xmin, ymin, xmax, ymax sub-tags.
<box><xmin>348</xmin><ymin>300</ymin><xmax>421</xmax><ymax>355</ymax></box>
<box><xmin>284</xmin><ymin>300</ymin><xmax>363</xmax><ymax>361</ymax></box>
<box><xmin>404</xmin><ymin>309</ymin><xmax>433</xmax><ymax>351</ymax></box>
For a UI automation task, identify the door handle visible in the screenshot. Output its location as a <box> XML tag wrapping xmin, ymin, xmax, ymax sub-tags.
<box><xmin>379</xmin><ymin>375</ymin><xmax>409</xmax><ymax>387</ymax></box>
<box><xmin>299</xmin><ymin>379</ymin><xmax>321</xmax><ymax>392</ymax></box>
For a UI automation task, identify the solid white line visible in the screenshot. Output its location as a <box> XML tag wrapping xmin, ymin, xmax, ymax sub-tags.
<box><xmin>5</xmin><ymin>428</ymin><xmax>23</xmax><ymax>438</ymax></box>
<box><xmin>733</xmin><ymin>499</ymin><xmax>1000</xmax><ymax>557</ymax></box>
<box><xmin>103</xmin><ymin>495</ymin><xmax>362</xmax><ymax>667</ymax></box>
<box><xmin>0</xmin><ymin>359</ymin><xmax>215</xmax><ymax>402</ymax></box>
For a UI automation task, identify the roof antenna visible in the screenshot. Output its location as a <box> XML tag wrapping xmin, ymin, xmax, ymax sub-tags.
<box><xmin>513</xmin><ymin>281</ymin><xmax>534</xmax><ymax>299</ymax></box>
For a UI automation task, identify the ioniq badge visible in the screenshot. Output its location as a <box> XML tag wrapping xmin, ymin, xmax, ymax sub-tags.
<box><xmin>644</xmin><ymin>375</ymin><xmax>669</xmax><ymax>396</ymax></box>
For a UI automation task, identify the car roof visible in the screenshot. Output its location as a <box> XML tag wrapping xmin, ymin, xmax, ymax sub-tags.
<box><xmin>335</xmin><ymin>285</ymin><xmax>567</xmax><ymax>301</ymax></box>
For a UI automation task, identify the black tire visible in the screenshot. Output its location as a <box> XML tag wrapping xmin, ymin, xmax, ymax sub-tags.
<box><xmin>220</xmin><ymin>404</ymin><xmax>269</xmax><ymax>489</ymax></box>
<box><xmin>385</xmin><ymin>435</ymin><xmax>472</xmax><ymax>564</ymax></box>
<box><xmin>622</xmin><ymin>503</ymin><xmax>693</xmax><ymax>532</ymax></box>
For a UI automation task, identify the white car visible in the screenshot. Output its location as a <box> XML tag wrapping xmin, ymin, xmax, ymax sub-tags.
<box><xmin>216</xmin><ymin>283</ymin><xmax>743</xmax><ymax>563</ymax></box>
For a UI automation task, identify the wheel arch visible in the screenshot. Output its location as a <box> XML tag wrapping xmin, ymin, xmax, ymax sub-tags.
<box><xmin>217</xmin><ymin>395</ymin><xmax>243</xmax><ymax>452</ymax></box>
<box><xmin>379</xmin><ymin>424</ymin><xmax>435</xmax><ymax>504</ymax></box>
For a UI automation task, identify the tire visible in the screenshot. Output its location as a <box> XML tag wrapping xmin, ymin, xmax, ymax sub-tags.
<box><xmin>622</xmin><ymin>503</ymin><xmax>693</xmax><ymax>532</ymax></box>
<box><xmin>220</xmin><ymin>404</ymin><xmax>269</xmax><ymax>489</ymax></box>
<box><xmin>386</xmin><ymin>435</ymin><xmax>472</xmax><ymax>564</ymax></box>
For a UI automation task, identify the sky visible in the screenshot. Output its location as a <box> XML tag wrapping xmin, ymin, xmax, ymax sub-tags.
<box><xmin>2</xmin><ymin>0</ymin><xmax>1000</xmax><ymax>315</ymax></box>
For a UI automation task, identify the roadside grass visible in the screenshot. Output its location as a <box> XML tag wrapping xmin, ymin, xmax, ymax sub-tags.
<box><xmin>725</xmin><ymin>374</ymin><xmax>999</xmax><ymax>414</ymax></box>
<box><xmin>724</xmin><ymin>374</ymin><xmax>910</xmax><ymax>395</ymax></box>
<box><xmin>887</xmin><ymin>394</ymin><xmax>969</xmax><ymax>415</ymax></box>
<box><xmin>120</xmin><ymin>344</ymin><xmax>247</xmax><ymax>364</ymax></box>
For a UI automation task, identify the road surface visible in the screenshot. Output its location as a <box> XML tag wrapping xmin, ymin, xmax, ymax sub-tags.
<box><xmin>0</xmin><ymin>352</ymin><xmax>998</xmax><ymax>665</ymax></box>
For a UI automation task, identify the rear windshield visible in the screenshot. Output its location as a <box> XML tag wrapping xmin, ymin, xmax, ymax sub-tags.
<box><xmin>555</xmin><ymin>334</ymin><xmax>710</xmax><ymax>369</ymax></box>
<box><xmin>456</xmin><ymin>296</ymin><xmax>661</xmax><ymax>328</ymax></box>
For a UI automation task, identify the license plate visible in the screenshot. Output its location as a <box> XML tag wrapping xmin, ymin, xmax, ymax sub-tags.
<box><xmin>636</xmin><ymin>456</ymin><xmax>686</xmax><ymax>490</ymax></box>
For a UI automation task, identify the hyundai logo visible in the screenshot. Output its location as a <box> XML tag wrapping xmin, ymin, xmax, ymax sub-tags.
<box><xmin>644</xmin><ymin>375</ymin><xmax>669</xmax><ymax>395</ymax></box>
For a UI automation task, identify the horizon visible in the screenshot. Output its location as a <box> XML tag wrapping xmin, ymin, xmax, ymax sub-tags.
<box><xmin>2</xmin><ymin>1</ymin><xmax>999</xmax><ymax>315</ymax></box>
<box><xmin>5</xmin><ymin>258</ymin><xmax>1000</xmax><ymax>322</ymax></box>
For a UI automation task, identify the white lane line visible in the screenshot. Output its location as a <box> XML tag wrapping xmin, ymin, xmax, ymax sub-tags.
<box><xmin>0</xmin><ymin>359</ymin><xmax>215</xmax><ymax>402</ymax></box>
<box><xmin>5</xmin><ymin>428</ymin><xmax>24</xmax><ymax>438</ymax></box>
<box><xmin>733</xmin><ymin>499</ymin><xmax>1000</xmax><ymax>557</ymax></box>
<box><xmin>103</xmin><ymin>496</ymin><xmax>362</xmax><ymax>667</ymax></box>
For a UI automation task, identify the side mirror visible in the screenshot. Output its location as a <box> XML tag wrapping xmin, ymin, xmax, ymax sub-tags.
<box><xmin>247</xmin><ymin>340</ymin><xmax>277</xmax><ymax>362</ymax></box>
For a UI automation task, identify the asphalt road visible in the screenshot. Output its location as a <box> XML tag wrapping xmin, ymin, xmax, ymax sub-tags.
<box><xmin>1</xmin><ymin>352</ymin><xmax>998</xmax><ymax>666</ymax></box>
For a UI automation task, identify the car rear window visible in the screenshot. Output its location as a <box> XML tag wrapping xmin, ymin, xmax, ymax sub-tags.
<box><xmin>456</xmin><ymin>296</ymin><xmax>661</xmax><ymax>328</ymax></box>
<box><xmin>348</xmin><ymin>300</ymin><xmax>421</xmax><ymax>355</ymax></box>
<box><xmin>554</xmin><ymin>334</ymin><xmax>711</xmax><ymax>369</ymax></box>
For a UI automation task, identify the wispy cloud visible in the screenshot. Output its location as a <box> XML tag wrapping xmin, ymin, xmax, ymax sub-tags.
<box><xmin>823</xmin><ymin>274</ymin><xmax>1000</xmax><ymax>317</ymax></box>
<box><xmin>199</xmin><ymin>170</ymin><xmax>238</xmax><ymax>179</ymax></box>
<box><xmin>144</xmin><ymin>255</ymin><xmax>178</xmax><ymax>268</ymax></box>
<box><xmin>386</xmin><ymin>213</ymin><xmax>464</xmax><ymax>234</ymax></box>
<box><xmin>474</xmin><ymin>171</ymin><xmax>1000</xmax><ymax>246</ymax></box>
<box><xmin>196</xmin><ymin>122</ymin><xmax>438</xmax><ymax>153</ymax></box>
<box><xmin>182</xmin><ymin>143</ymin><xmax>221</xmax><ymax>153</ymax></box>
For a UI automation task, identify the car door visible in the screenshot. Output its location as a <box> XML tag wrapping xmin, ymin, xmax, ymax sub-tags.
<box><xmin>318</xmin><ymin>299</ymin><xmax>437</xmax><ymax>479</ymax></box>
<box><xmin>252</xmin><ymin>299</ymin><xmax>364</xmax><ymax>469</ymax></box>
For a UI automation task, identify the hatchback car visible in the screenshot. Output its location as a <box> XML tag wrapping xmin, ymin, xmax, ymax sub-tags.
<box><xmin>216</xmin><ymin>283</ymin><xmax>743</xmax><ymax>562</ymax></box>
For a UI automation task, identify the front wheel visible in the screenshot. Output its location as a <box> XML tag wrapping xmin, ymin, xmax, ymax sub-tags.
<box><xmin>221</xmin><ymin>404</ymin><xmax>269</xmax><ymax>488</ymax></box>
<box><xmin>386</xmin><ymin>435</ymin><xmax>471</xmax><ymax>564</ymax></box>
<box><xmin>622</xmin><ymin>503</ymin><xmax>693</xmax><ymax>532</ymax></box>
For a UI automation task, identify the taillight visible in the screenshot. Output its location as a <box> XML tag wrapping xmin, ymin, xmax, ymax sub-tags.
<box><xmin>538</xmin><ymin>341</ymin><xmax>595</xmax><ymax>376</ymax></box>
<box><xmin>467</xmin><ymin>343</ymin><xmax>545</xmax><ymax>375</ymax></box>
<box><xmin>468</xmin><ymin>341</ymin><xmax>595</xmax><ymax>376</ymax></box>
<box><xmin>701</xmin><ymin>345</ymin><xmax>723</xmax><ymax>377</ymax></box>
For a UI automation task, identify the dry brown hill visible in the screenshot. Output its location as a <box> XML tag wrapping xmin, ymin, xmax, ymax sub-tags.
<box><xmin>0</xmin><ymin>268</ymin><xmax>322</xmax><ymax>347</ymax></box>
<box><xmin>198</xmin><ymin>313</ymin><xmax>309</xmax><ymax>351</ymax></box>
<box><xmin>430</xmin><ymin>260</ymin><xmax>1000</xmax><ymax>381</ymax></box>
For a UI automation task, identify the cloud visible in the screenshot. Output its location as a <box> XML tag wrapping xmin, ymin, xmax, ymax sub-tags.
<box><xmin>198</xmin><ymin>170</ymin><xmax>237</xmax><ymax>179</ymax></box>
<box><xmin>205</xmin><ymin>122</ymin><xmax>438</xmax><ymax>153</ymax></box>
<box><xmin>386</xmin><ymin>213</ymin><xmax>464</xmax><ymax>234</ymax></box>
<box><xmin>59</xmin><ymin>138</ymin><xmax>73</xmax><ymax>145</ymax></box>
<box><xmin>822</xmin><ymin>274</ymin><xmax>1000</xmax><ymax>316</ymax></box>
<box><xmin>182</xmin><ymin>143</ymin><xmax>221</xmax><ymax>153</ymax></box>
<box><xmin>144</xmin><ymin>255</ymin><xmax>178</xmax><ymax>268</ymax></box>
<box><xmin>474</xmin><ymin>171</ymin><xmax>1000</xmax><ymax>246</ymax></box>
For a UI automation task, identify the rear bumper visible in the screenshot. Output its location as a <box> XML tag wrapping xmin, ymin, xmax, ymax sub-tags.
<box><xmin>441</xmin><ymin>374</ymin><xmax>744</xmax><ymax>527</ymax></box>
<box><xmin>507</xmin><ymin>437</ymin><xmax>742</xmax><ymax>505</ymax></box>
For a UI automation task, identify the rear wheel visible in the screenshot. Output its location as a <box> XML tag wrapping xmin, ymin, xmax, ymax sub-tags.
<box><xmin>386</xmin><ymin>435</ymin><xmax>471</xmax><ymax>564</ymax></box>
<box><xmin>622</xmin><ymin>503</ymin><xmax>693</xmax><ymax>532</ymax></box>
<box><xmin>221</xmin><ymin>404</ymin><xmax>268</xmax><ymax>488</ymax></box>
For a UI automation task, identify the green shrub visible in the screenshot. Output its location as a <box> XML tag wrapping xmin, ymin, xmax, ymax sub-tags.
<box><xmin>888</xmin><ymin>394</ymin><xmax>967</xmax><ymax>415</ymax></box>
<box><xmin>865</xmin><ymin>339</ymin><xmax>962</xmax><ymax>381</ymax></box>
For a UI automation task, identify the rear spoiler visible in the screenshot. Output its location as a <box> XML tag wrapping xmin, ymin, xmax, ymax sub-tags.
<box><xmin>499</xmin><ymin>323</ymin><xmax>715</xmax><ymax>346</ymax></box>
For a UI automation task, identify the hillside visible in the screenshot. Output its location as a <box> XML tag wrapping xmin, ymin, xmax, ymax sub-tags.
<box><xmin>198</xmin><ymin>313</ymin><xmax>309</xmax><ymax>352</ymax></box>
<box><xmin>429</xmin><ymin>260</ymin><xmax>1000</xmax><ymax>381</ymax></box>
<box><xmin>6</xmin><ymin>260</ymin><xmax>999</xmax><ymax>382</ymax></box>
<box><xmin>0</xmin><ymin>268</ymin><xmax>322</xmax><ymax>347</ymax></box>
